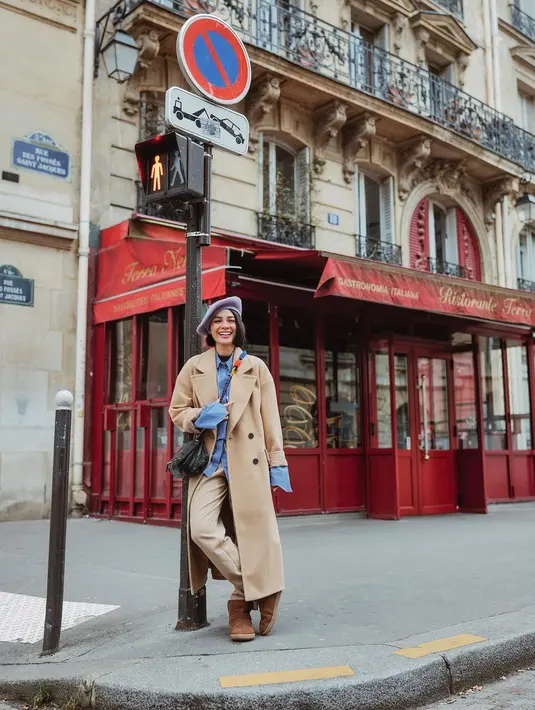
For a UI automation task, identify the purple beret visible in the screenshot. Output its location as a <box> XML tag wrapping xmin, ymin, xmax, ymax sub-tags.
<box><xmin>196</xmin><ymin>296</ymin><xmax>243</xmax><ymax>337</ymax></box>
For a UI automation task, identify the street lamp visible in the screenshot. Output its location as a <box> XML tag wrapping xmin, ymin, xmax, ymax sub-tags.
<box><xmin>516</xmin><ymin>172</ymin><xmax>535</xmax><ymax>223</ymax></box>
<box><xmin>101</xmin><ymin>30</ymin><xmax>140</xmax><ymax>83</ymax></box>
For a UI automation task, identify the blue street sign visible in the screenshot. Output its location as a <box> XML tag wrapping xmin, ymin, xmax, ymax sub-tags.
<box><xmin>0</xmin><ymin>265</ymin><xmax>34</xmax><ymax>307</ymax></box>
<box><xmin>12</xmin><ymin>132</ymin><xmax>70</xmax><ymax>180</ymax></box>
<box><xmin>328</xmin><ymin>212</ymin><xmax>340</xmax><ymax>226</ymax></box>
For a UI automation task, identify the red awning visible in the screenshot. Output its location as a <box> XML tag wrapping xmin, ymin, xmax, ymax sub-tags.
<box><xmin>315</xmin><ymin>255</ymin><xmax>535</xmax><ymax>328</ymax></box>
<box><xmin>93</xmin><ymin>219</ymin><xmax>228</xmax><ymax>323</ymax></box>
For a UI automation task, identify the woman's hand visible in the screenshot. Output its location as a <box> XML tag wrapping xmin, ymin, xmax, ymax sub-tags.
<box><xmin>271</xmin><ymin>486</ymin><xmax>279</xmax><ymax>493</ymax></box>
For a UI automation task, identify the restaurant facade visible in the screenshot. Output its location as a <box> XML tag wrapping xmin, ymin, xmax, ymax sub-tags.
<box><xmin>86</xmin><ymin>210</ymin><xmax>535</xmax><ymax>524</ymax></box>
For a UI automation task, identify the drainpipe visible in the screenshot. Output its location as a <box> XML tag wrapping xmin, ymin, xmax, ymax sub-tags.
<box><xmin>71</xmin><ymin>0</ymin><xmax>96</xmax><ymax>515</ymax></box>
<box><xmin>489</xmin><ymin>0</ymin><xmax>507</xmax><ymax>286</ymax></box>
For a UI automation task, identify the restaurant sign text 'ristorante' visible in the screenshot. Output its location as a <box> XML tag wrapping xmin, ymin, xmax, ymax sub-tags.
<box><xmin>315</xmin><ymin>257</ymin><xmax>535</xmax><ymax>327</ymax></box>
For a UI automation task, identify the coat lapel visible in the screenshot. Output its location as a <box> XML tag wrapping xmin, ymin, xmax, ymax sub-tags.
<box><xmin>191</xmin><ymin>348</ymin><xmax>218</xmax><ymax>406</ymax></box>
<box><xmin>228</xmin><ymin>351</ymin><xmax>256</xmax><ymax>435</ymax></box>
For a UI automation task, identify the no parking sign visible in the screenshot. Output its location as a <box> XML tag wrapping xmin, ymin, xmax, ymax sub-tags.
<box><xmin>177</xmin><ymin>14</ymin><xmax>252</xmax><ymax>106</ymax></box>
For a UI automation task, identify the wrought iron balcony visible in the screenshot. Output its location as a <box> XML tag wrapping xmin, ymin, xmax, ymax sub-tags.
<box><xmin>510</xmin><ymin>3</ymin><xmax>535</xmax><ymax>42</ymax></box>
<box><xmin>428</xmin><ymin>257</ymin><xmax>466</xmax><ymax>278</ymax></box>
<box><xmin>258</xmin><ymin>212</ymin><xmax>315</xmax><ymax>248</ymax></box>
<box><xmin>434</xmin><ymin>0</ymin><xmax>463</xmax><ymax>19</ymax></box>
<box><xmin>111</xmin><ymin>0</ymin><xmax>535</xmax><ymax>173</ymax></box>
<box><xmin>518</xmin><ymin>277</ymin><xmax>535</xmax><ymax>292</ymax></box>
<box><xmin>355</xmin><ymin>235</ymin><xmax>402</xmax><ymax>266</ymax></box>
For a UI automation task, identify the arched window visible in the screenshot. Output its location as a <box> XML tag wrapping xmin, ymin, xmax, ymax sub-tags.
<box><xmin>409</xmin><ymin>199</ymin><xmax>481</xmax><ymax>280</ymax></box>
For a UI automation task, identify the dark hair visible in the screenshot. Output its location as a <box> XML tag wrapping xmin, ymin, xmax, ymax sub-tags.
<box><xmin>206</xmin><ymin>311</ymin><xmax>246</xmax><ymax>349</ymax></box>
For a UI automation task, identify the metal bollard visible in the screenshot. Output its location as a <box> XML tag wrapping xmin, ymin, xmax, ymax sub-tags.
<box><xmin>41</xmin><ymin>390</ymin><xmax>73</xmax><ymax>656</ymax></box>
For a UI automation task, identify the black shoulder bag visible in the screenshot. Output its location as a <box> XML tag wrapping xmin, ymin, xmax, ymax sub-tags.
<box><xmin>166</xmin><ymin>351</ymin><xmax>247</xmax><ymax>479</ymax></box>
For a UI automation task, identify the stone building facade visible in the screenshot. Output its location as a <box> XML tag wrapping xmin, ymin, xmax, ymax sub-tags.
<box><xmin>0</xmin><ymin>0</ymin><xmax>83</xmax><ymax>519</ymax></box>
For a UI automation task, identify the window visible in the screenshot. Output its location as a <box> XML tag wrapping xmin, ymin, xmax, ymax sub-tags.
<box><xmin>139</xmin><ymin>311</ymin><xmax>168</xmax><ymax>400</ymax></box>
<box><xmin>325</xmin><ymin>323</ymin><xmax>361</xmax><ymax>449</ymax></box>
<box><xmin>428</xmin><ymin>202</ymin><xmax>459</xmax><ymax>273</ymax></box>
<box><xmin>349</xmin><ymin>21</ymin><xmax>389</xmax><ymax>92</ymax></box>
<box><xmin>453</xmin><ymin>351</ymin><xmax>479</xmax><ymax>450</ymax></box>
<box><xmin>480</xmin><ymin>337</ymin><xmax>507</xmax><ymax>450</ymax></box>
<box><xmin>278</xmin><ymin>307</ymin><xmax>318</xmax><ymax>449</ymax></box>
<box><xmin>261</xmin><ymin>139</ymin><xmax>310</xmax><ymax>222</ymax></box>
<box><xmin>355</xmin><ymin>169</ymin><xmax>395</xmax><ymax>244</ymax></box>
<box><xmin>518</xmin><ymin>229</ymin><xmax>535</xmax><ymax>287</ymax></box>
<box><xmin>243</xmin><ymin>299</ymin><xmax>270</xmax><ymax>366</ymax></box>
<box><xmin>519</xmin><ymin>91</ymin><xmax>535</xmax><ymax>132</ymax></box>
<box><xmin>507</xmin><ymin>341</ymin><xmax>532</xmax><ymax>450</ymax></box>
<box><xmin>109</xmin><ymin>319</ymin><xmax>133</xmax><ymax>404</ymax></box>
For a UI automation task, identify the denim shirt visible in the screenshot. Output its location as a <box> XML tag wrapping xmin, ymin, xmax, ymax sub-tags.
<box><xmin>194</xmin><ymin>353</ymin><xmax>292</xmax><ymax>492</ymax></box>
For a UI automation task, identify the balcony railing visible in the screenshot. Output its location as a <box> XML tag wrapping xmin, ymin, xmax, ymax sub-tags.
<box><xmin>435</xmin><ymin>0</ymin><xmax>463</xmax><ymax>19</ymax></box>
<box><xmin>114</xmin><ymin>0</ymin><xmax>535</xmax><ymax>173</ymax></box>
<box><xmin>355</xmin><ymin>235</ymin><xmax>402</xmax><ymax>266</ymax></box>
<box><xmin>518</xmin><ymin>277</ymin><xmax>535</xmax><ymax>292</ymax></box>
<box><xmin>428</xmin><ymin>257</ymin><xmax>466</xmax><ymax>278</ymax></box>
<box><xmin>258</xmin><ymin>213</ymin><xmax>315</xmax><ymax>248</ymax></box>
<box><xmin>510</xmin><ymin>4</ymin><xmax>535</xmax><ymax>42</ymax></box>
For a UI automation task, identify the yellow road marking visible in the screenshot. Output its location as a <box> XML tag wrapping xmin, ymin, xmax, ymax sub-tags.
<box><xmin>219</xmin><ymin>665</ymin><xmax>355</xmax><ymax>688</ymax></box>
<box><xmin>396</xmin><ymin>633</ymin><xmax>487</xmax><ymax>659</ymax></box>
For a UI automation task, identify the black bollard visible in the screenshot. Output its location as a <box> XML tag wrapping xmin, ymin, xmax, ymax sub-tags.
<box><xmin>42</xmin><ymin>390</ymin><xmax>73</xmax><ymax>656</ymax></box>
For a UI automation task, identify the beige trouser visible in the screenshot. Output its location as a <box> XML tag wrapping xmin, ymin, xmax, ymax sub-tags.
<box><xmin>190</xmin><ymin>468</ymin><xmax>245</xmax><ymax>601</ymax></box>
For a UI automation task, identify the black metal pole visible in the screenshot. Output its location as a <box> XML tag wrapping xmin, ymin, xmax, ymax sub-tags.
<box><xmin>176</xmin><ymin>144</ymin><xmax>212</xmax><ymax>630</ymax></box>
<box><xmin>42</xmin><ymin>390</ymin><xmax>73</xmax><ymax>656</ymax></box>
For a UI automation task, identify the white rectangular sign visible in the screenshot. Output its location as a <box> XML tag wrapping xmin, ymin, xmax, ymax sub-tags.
<box><xmin>164</xmin><ymin>87</ymin><xmax>249</xmax><ymax>155</ymax></box>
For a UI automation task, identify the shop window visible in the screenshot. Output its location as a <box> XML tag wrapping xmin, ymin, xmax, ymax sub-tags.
<box><xmin>395</xmin><ymin>354</ymin><xmax>410</xmax><ymax>450</ymax></box>
<box><xmin>480</xmin><ymin>337</ymin><xmax>507</xmax><ymax>450</ymax></box>
<box><xmin>139</xmin><ymin>310</ymin><xmax>168</xmax><ymax>400</ymax></box>
<box><xmin>278</xmin><ymin>306</ymin><xmax>318</xmax><ymax>448</ymax></box>
<box><xmin>261</xmin><ymin>139</ymin><xmax>310</xmax><ymax>223</ymax></box>
<box><xmin>418</xmin><ymin>357</ymin><xmax>450</xmax><ymax>451</ymax></box>
<box><xmin>517</xmin><ymin>229</ymin><xmax>535</xmax><ymax>289</ymax></box>
<box><xmin>325</xmin><ymin>326</ymin><xmax>361</xmax><ymax>449</ymax></box>
<box><xmin>355</xmin><ymin>169</ymin><xmax>395</xmax><ymax>245</ymax></box>
<box><xmin>453</xmin><ymin>351</ymin><xmax>479</xmax><ymax>449</ymax></box>
<box><xmin>109</xmin><ymin>319</ymin><xmax>133</xmax><ymax>404</ymax></box>
<box><xmin>243</xmin><ymin>299</ymin><xmax>270</xmax><ymax>366</ymax></box>
<box><xmin>506</xmin><ymin>341</ymin><xmax>532</xmax><ymax>450</ymax></box>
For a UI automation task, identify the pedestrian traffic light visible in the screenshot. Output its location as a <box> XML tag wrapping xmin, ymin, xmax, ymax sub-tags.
<box><xmin>135</xmin><ymin>132</ymin><xmax>204</xmax><ymax>203</ymax></box>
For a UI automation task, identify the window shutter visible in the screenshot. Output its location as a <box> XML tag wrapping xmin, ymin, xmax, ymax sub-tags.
<box><xmin>297</xmin><ymin>146</ymin><xmax>310</xmax><ymax>223</ymax></box>
<box><xmin>380</xmin><ymin>176</ymin><xmax>395</xmax><ymax>243</ymax></box>
<box><xmin>410</xmin><ymin>198</ymin><xmax>429</xmax><ymax>270</ymax></box>
<box><xmin>456</xmin><ymin>208</ymin><xmax>482</xmax><ymax>281</ymax></box>
<box><xmin>375</xmin><ymin>24</ymin><xmax>389</xmax><ymax>51</ymax></box>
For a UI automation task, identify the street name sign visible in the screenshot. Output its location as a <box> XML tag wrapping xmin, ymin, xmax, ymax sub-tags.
<box><xmin>177</xmin><ymin>14</ymin><xmax>251</xmax><ymax>106</ymax></box>
<box><xmin>164</xmin><ymin>86</ymin><xmax>249</xmax><ymax>155</ymax></box>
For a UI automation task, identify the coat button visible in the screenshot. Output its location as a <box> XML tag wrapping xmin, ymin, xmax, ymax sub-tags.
<box><xmin>253</xmin><ymin>458</ymin><xmax>259</xmax><ymax>465</ymax></box>
<box><xmin>248</xmin><ymin>433</ymin><xmax>254</xmax><ymax>439</ymax></box>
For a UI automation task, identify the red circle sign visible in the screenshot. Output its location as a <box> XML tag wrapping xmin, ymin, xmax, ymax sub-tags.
<box><xmin>177</xmin><ymin>14</ymin><xmax>252</xmax><ymax>106</ymax></box>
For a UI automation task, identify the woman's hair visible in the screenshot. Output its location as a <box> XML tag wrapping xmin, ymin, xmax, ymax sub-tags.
<box><xmin>206</xmin><ymin>311</ymin><xmax>246</xmax><ymax>349</ymax></box>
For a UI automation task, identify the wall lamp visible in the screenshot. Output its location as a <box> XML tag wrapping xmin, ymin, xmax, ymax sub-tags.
<box><xmin>516</xmin><ymin>172</ymin><xmax>535</xmax><ymax>224</ymax></box>
<box><xmin>94</xmin><ymin>0</ymin><xmax>140</xmax><ymax>83</ymax></box>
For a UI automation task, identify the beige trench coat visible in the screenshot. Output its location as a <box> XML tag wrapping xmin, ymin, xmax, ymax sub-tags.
<box><xmin>169</xmin><ymin>347</ymin><xmax>288</xmax><ymax>602</ymax></box>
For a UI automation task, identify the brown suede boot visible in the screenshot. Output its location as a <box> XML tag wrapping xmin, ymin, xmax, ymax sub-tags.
<box><xmin>228</xmin><ymin>600</ymin><xmax>255</xmax><ymax>642</ymax></box>
<box><xmin>258</xmin><ymin>591</ymin><xmax>282</xmax><ymax>636</ymax></box>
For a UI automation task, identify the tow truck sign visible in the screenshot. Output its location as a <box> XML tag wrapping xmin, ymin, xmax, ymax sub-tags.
<box><xmin>164</xmin><ymin>86</ymin><xmax>249</xmax><ymax>155</ymax></box>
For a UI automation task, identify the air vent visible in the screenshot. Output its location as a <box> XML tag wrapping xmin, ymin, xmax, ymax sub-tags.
<box><xmin>2</xmin><ymin>171</ymin><xmax>19</xmax><ymax>183</ymax></box>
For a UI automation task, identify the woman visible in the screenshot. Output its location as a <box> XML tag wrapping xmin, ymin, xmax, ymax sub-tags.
<box><xmin>169</xmin><ymin>297</ymin><xmax>292</xmax><ymax>642</ymax></box>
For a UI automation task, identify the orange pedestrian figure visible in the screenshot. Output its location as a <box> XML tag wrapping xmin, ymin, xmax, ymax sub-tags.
<box><xmin>151</xmin><ymin>155</ymin><xmax>164</xmax><ymax>191</ymax></box>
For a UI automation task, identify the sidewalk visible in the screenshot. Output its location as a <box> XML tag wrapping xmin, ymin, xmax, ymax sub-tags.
<box><xmin>1</xmin><ymin>505</ymin><xmax>535</xmax><ymax>709</ymax></box>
